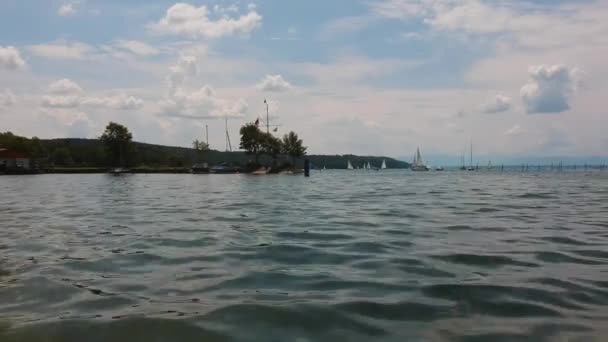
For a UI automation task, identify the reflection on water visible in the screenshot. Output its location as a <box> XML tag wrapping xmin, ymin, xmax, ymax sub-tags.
<box><xmin>1</xmin><ymin>171</ymin><xmax>608</xmax><ymax>341</ymax></box>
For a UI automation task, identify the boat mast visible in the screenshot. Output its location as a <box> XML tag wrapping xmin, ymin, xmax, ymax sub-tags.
<box><xmin>225</xmin><ymin>117</ymin><xmax>232</xmax><ymax>152</ymax></box>
<box><xmin>470</xmin><ymin>140</ymin><xmax>473</xmax><ymax>168</ymax></box>
<box><xmin>264</xmin><ymin>99</ymin><xmax>270</xmax><ymax>134</ymax></box>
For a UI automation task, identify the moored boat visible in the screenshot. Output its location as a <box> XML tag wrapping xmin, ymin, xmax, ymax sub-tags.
<box><xmin>109</xmin><ymin>167</ymin><xmax>131</xmax><ymax>175</ymax></box>
<box><xmin>210</xmin><ymin>162</ymin><xmax>239</xmax><ymax>174</ymax></box>
<box><xmin>191</xmin><ymin>163</ymin><xmax>209</xmax><ymax>174</ymax></box>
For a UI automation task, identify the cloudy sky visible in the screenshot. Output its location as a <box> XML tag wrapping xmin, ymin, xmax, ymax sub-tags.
<box><xmin>1</xmin><ymin>0</ymin><xmax>607</xmax><ymax>161</ymax></box>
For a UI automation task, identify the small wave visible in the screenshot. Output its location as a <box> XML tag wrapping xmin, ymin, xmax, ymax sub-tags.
<box><xmin>421</xmin><ymin>283</ymin><xmax>577</xmax><ymax>315</ymax></box>
<box><xmin>336</xmin><ymin>300</ymin><xmax>451</xmax><ymax>322</ymax></box>
<box><xmin>398</xmin><ymin>265</ymin><xmax>456</xmax><ymax>278</ymax></box>
<box><xmin>444</xmin><ymin>225</ymin><xmax>473</xmax><ymax>231</ymax></box>
<box><xmin>517</xmin><ymin>192</ymin><xmax>557</xmax><ymax>199</ymax></box>
<box><xmin>534</xmin><ymin>251</ymin><xmax>605</xmax><ymax>265</ymax></box>
<box><xmin>431</xmin><ymin>253</ymin><xmax>539</xmax><ymax>268</ymax></box>
<box><xmin>0</xmin><ymin>317</ymin><xmax>229</xmax><ymax>341</ymax></box>
<box><xmin>204</xmin><ymin>303</ymin><xmax>386</xmax><ymax>337</ymax></box>
<box><xmin>540</xmin><ymin>236</ymin><xmax>590</xmax><ymax>246</ymax></box>
<box><xmin>571</xmin><ymin>249</ymin><xmax>608</xmax><ymax>259</ymax></box>
<box><xmin>340</xmin><ymin>241</ymin><xmax>392</xmax><ymax>254</ymax></box>
<box><xmin>476</xmin><ymin>207</ymin><xmax>501</xmax><ymax>213</ymax></box>
<box><xmin>275</xmin><ymin>231</ymin><xmax>353</xmax><ymax>241</ymax></box>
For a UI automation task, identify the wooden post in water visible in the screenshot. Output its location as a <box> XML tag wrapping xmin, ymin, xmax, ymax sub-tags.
<box><xmin>304</xmin><ymin>159</ymin><xmax>310</xmax><ymax>177</ymax></box>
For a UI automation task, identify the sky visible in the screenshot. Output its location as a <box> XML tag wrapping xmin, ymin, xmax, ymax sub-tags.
<box><xmin>1</xmin><ymin>0</ymin><xmax>607</xmax><ymax>163</ymax></box>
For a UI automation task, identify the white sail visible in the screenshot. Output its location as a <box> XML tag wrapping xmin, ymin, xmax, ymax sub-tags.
<box><xmin>347</xmin><ymin>160</ymin><xmax>354</xmax><ymax>169</ymax></box>
<box><xmin>381</xmin><ymin>160</ymin><xmax>387</xmax><ymax>169</ymax></box>
<box><xmin>411</xmin><ymin>147</ymin><xmax>429</xmax><ymax>171</ymax></box>
<box><xmin>412</xmin><ymin>147</ymin><xmax>425</xmax><ymax>166</ymax></box>
<box><xmin>366</xmin><ymin>162</ymin><xmax>371</xmax><ymax>169</ymax></box>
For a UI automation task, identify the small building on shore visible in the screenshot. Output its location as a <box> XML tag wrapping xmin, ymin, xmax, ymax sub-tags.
<box><xmin>0</xmin><ymin>149</ymin><xmax>31</xmax><ymax>171</ymax></box>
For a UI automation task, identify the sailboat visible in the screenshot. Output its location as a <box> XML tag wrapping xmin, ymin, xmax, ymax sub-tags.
<box><xmin>411</xmin><ymin>147</ymin><xmax>430</xmax><ymax>171</ymax></box>
<box><xmin>381</xmin><ymin>160</ymin><xmax>387</xmax><ymax>170</ymax></box>
<box><xmin>460</xmin><ymin>154</ymin><xmax>466</xmax><ymax>171</ymax></box>
<box><xmin>467</xmin><ymin>141</ymin><xmax>475</xmax><ymax>171</ymax></box>
<box><xmin>487</xmin><ymin>160</ymin><xmax>493</xmax><ymax>170</ymax></box>
<box><xmin>347</xmin><ymin>160</ymin><xmax>354</xmax><ymax>170</ymax></box>
<box><xmin>366</xmin><ymin>162</ymin><xmax>371</xmax><ymax>170</ymax></box>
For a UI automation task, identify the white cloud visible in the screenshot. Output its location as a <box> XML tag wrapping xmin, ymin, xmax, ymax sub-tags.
<box><xmin>159</xmin><ymin>55</ymin><xmax>247</xmax><ymax>119</ymax></box>
<box><xmin>213</xmin><ymin>4</ymin><xmax>239</xmax><ymax>14</ymax></box>
<box><xmin>151</xmin><ymin>3</ymin><xmax>262</xmax><ymax>39</ymax></box>
<box><xmin>505</xmin><ymin>124</ymin><xmax>522</xmax><ymax>136</ymax></box>
<box><xmin>520</xmin><ymin>64</ymin><xmax>581</xmax><ymax>114</ymax></box>
<box><xmin>49</xmin><ymin>78</ymin><xmax>84</xmax><ymax>94</ymax></box>
<box><xmin>42</xmin><ymin>79</ymin><xmax>143</xmax><ymax>110</ymax></box>
<box><xmin>41</xmin><ymin>108</ymin><xmax>89</xmax><ymax>126</ymax></box>
<box><xmin>320</xmin><ymin>16</ymin><xmax>376</xmax><ymax>40</ymax></box>
<box><xmin>295</xmin><ymin>55</ymin><xmax>422</xmax><ymax>85</ymax></box>
<box><xmin>0</xmin><ymin>46</ymin><xmax>26</xmax><ymax>70</ymax></box>
<box><xmin>29</xmin><ymin>41</ymin><xmax>93</xmax><ymax>60</ymax></box>
<box><xmin>256</xmin><ymin>74</ymin><xmax>292</xmax><ymax>92</ymax></box>
<box><xmin>58</xmin><ymin>3</ymin><xmax>77</xmax><ymax>17</ymax></box>
<box><xmin>0</xmin><ymin>89</ymin><xmax>17</xmax><ymax>107</ymax></box>
<box><xmin>160</xmin><ymin>85</ymin><xmax>248</xmax><ymax>119</ymax></box>
<box><xmin>167</xmin><ymin>55</ymin><xmax>198</xmax><ymax>94</ymax></box>
<box><xmin>373</xmin><ymin>0</ymin><xmax>608</xmax><ymax>52</ymax></box>
<box><xmin>114</xmin><ymin>40</ymin><xmax>159</xmax><ymax>56</ymax></box>
<box><xmin>41</xmin><ymin>95</ymin><xmax>81</xmax><ymax>108</ymax></box>
<box><xmin>371</xmin><ymin>0</ymin><xmax>431</xmax><ymax>19</ymax></box>
<box><xmin>481</xmin><ymin>94</ymin><xmax>511</xmax><ymax>114</ymax></box>
<box><xmin>82</xmin><ymin>94</ymin><xmax>144</xmax><ymax>110</ymax></box>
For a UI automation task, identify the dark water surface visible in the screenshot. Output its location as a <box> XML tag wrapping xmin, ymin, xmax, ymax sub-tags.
<box><xmin>1</xmin><ymin>171</ymin><xmax>608</xmax><ymax>341</ymax></box>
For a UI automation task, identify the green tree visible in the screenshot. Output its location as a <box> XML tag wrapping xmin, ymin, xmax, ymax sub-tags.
<box><xmin>100</xmin><ymin>122</ymin><xmax>133</xmax><ymax>167</ymax></box>
<box><xmin>262</xmin><ymin>133</ymin><xmax>283</xmax><ymax>165</ymax></box>
<box><xmin>192</xmin><ymin>139</ymin><xmax>209</xmax><ymax>152</ymax></box>
<box><xmin>282</xmin><ymin>131</ymin><xmax>307</xmax><ymax>166</ymax></box>
<box><xmin>239</xmin><ymin>123</ymin><xmax>264</xmax><ymax>163</ymax></box>
<box><xmin>29</xmin><ymin>137</ymin><xmax>46</xmax><ymax>159</ymax></box>
<box><xmin>51</xmin><ymin>147</ymin><xmax>73</xmax><ymax>166</ymax></box>
<box><xmin>192</xmin><ymin>139</ymin><xmax>210</xmax><ymax>163</ymax></box>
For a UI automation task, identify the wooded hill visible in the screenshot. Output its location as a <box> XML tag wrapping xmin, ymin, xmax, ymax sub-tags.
<box><xmin>0</xmin><ymin>133</ymin><xmax>409</xmax><ymax>169</ymax></box>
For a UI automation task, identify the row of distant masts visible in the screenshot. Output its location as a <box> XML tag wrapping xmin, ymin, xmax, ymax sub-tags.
<box><xmin>460</xmin><ymin>163</ymin><xmax>608</xmax><ymax>171</ymax></box>
<box><xmin>460</xmin><ymin>141</ymin><xmax>607</xmax><ymax>171</ymax></box>
<box><xmin>516</xmin><ymin>163</ymin><xmax>607</xmax><ymax>171</ymax></box>
<box><xmin>203</xmin><ymin>99</ymin><xmax>280</xmax><ymax>153</ymax></box>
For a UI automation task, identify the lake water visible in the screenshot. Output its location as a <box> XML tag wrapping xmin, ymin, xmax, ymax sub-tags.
<box><xmin>1</xmin><ymin>171</ymin><xmax>608</xmax><ymax>341</ymax></box>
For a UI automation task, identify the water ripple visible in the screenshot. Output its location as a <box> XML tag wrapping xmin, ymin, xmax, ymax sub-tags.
<box><xmin>1</xmin><ymin>171</ymin><xmax>607</xmax><ymax>341</ymax></box>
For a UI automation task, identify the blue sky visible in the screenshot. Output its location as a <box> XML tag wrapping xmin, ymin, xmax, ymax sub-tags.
<box><xmin>1</xmin><ymin>0</ymin><xmax>607</xmax><ymax>163</ymax></box>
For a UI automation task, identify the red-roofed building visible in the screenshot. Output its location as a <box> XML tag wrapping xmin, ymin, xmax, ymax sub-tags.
<box><xmin>0</xmin><ymin>149</ymin><xmax>31</xmax><ymax>171</ymax></box>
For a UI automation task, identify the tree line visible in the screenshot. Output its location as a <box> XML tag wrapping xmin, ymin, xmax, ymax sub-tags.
<box><xmin>239</xmin><ymin>122</ymin><xmax>307</xmax><ymax>168</ymax></box>
<box><xmin>2</xmin><ymin>122</ymin><xmax>409</xmax><ymax>169</ymax></box>
<box><xmin>1</xmin><ymin>122</ymin><xmax>307</xmax><ymax>169</ymax></box>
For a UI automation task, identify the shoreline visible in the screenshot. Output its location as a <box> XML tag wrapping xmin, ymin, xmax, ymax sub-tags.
<box><xmin>1</xmin><ymin>166</ymin><xmax>308</xmax><ymax>175</ymax></box>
